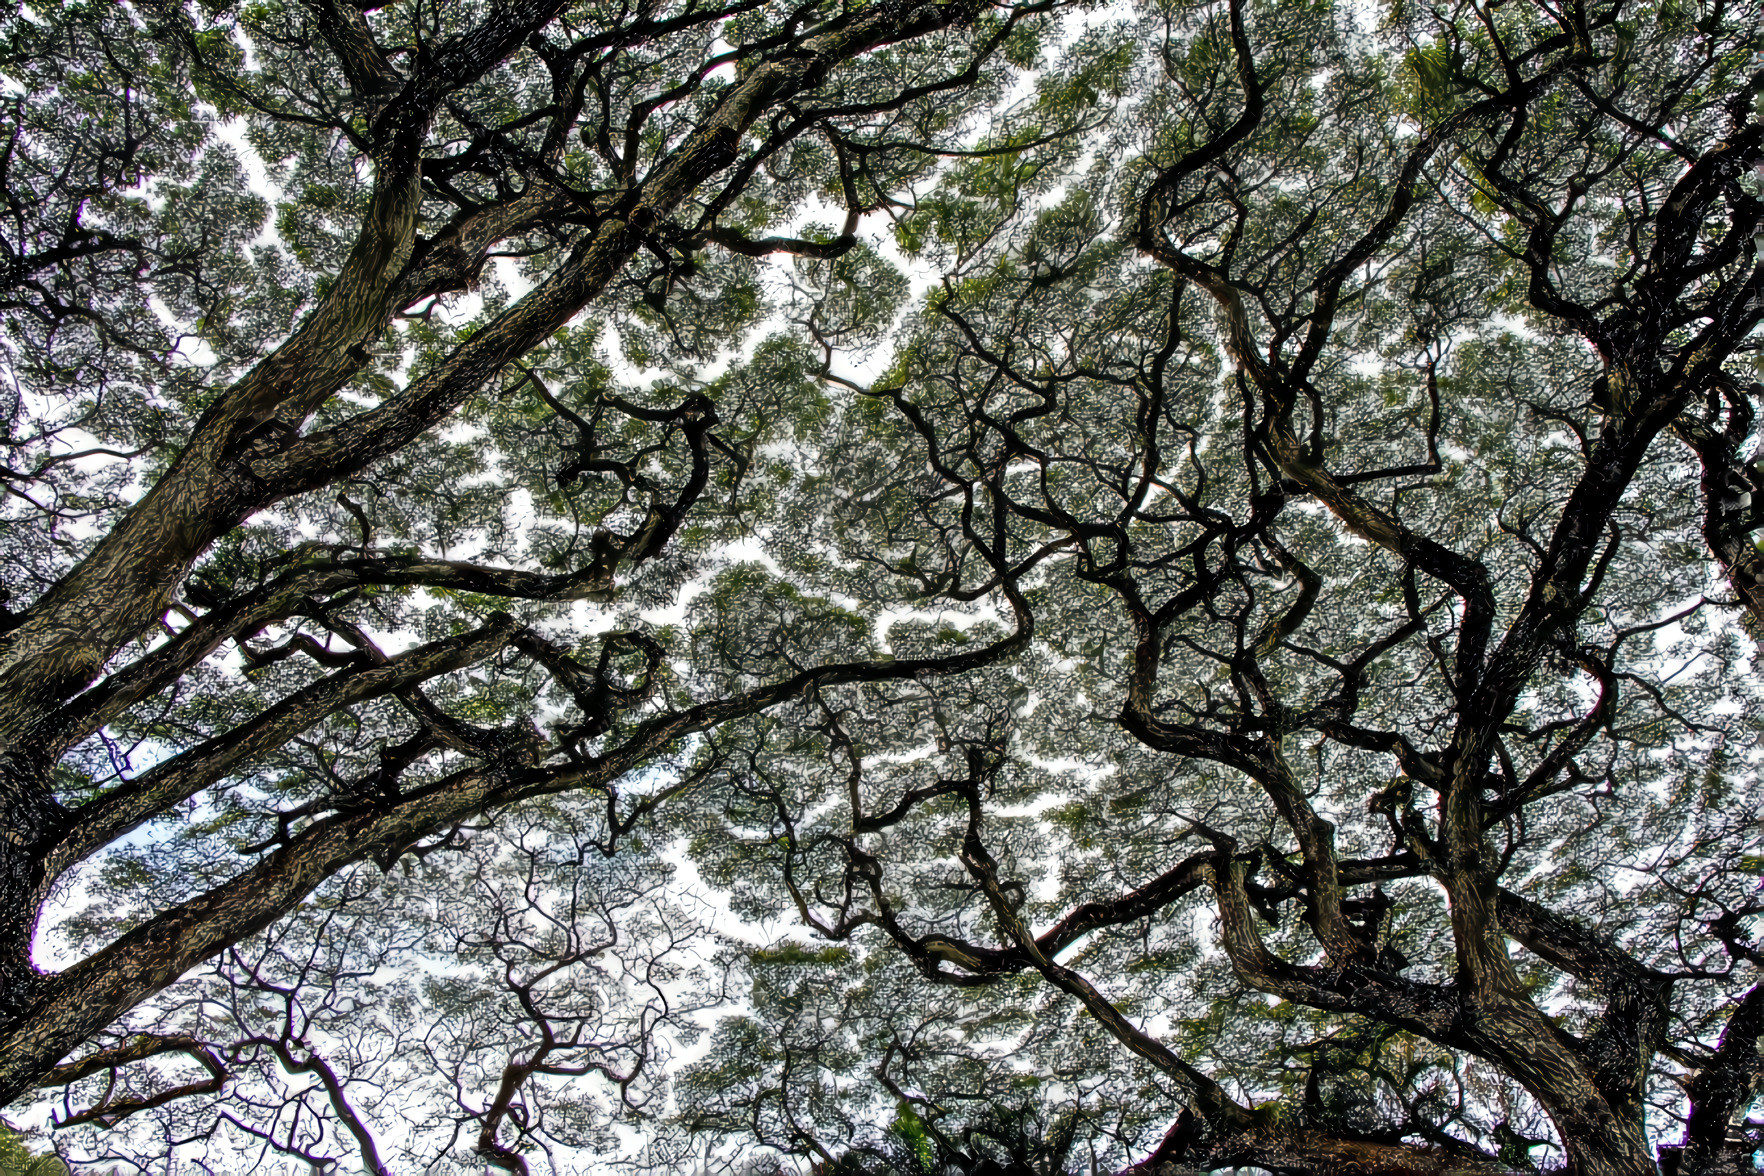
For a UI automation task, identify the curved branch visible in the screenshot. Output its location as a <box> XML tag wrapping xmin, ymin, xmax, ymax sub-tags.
<box><xmin>0</xmin><ymin>580</ymin><xmax>1031</xmax><ymax>1104</ymax></box>
<box><xmin>46</xmin><ymin>1034</ymin><xmax>229</xmax><ymax>1129</ymax></box>
<box><xmin>1669</xmin><ymin>983</ymin><xmax>1764</xmax><ymax>1175</ymax></box>
<box><xmin>47</xmin><ymin>614</ymin><xmax>523</xmax><ymax>889</ymax></box>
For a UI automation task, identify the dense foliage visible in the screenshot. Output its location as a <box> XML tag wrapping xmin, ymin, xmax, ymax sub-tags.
<box><xmin>2</xmin><ymin>0</ymin><xmax>1763</xmax><ymax>1170</ymax></box>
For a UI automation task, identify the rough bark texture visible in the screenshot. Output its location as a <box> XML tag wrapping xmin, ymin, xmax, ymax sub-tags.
<box><xmin>5</xmin><ymin>0</ymin><xmax>1764</xmax><ymax>1170</ymax></box>
<box><xmin>0</xmin><ymin>0</ymin><xmax>984</xmax><ymax>1104</ymax></box>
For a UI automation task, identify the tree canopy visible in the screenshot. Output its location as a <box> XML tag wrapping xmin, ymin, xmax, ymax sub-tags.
<box><xmin>2</xmin><ymin>0</ymin><xmax>1763</xmax><ymax>1170</ymax></box>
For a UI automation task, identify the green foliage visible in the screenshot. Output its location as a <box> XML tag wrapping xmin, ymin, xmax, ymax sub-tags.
<box><xmin>6</xmin><ymin>0</ymin><xmax>1764</xmax><ymax>1172</ymax></box>
<box><xmin>0</xmin><ymin>1123</ymin><xmax>66</xmax><ymax>1175</ymax></box>
<box><xmin>750</xmin><ymin>942</ymin><xmax>854</xmax><ymax>967</ymax></box>
<box><xmin>889</xmin><ymin>1101</ymin><xmax>938</xmax><ymax>1172</ymax></box>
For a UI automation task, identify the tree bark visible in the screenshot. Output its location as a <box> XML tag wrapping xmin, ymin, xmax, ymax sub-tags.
<box><xmin>0</xmin><ymin>0</ymin><xmax>984</xmax><ymax>1104</ymax></box>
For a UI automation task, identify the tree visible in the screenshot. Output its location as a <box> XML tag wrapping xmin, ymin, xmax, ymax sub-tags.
<box><xmin>0</xmin><ymin>0</ymin><xmax>1052</xmax><ymax>1135</ymax></box>
<box><xmin>2</xmin><ymin>0</ymin><xmax>1764</xmax><ymax>1169</ymax></box>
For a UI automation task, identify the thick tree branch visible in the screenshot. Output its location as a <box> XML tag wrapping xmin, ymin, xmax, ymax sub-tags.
<box><xmin>46</xmin><ymin>1034</ymin><xmax>229</xmax><ymax>1129</ymax></box>
<box><xmin>44</xmin><ymin>614</ymin><xmax>522</xmax><ymax>889</ymax></box>
<box><xmin>0</xmin><ymin>575</ymin><xmax>1028</xmax><ymax>1104</ymax></box>
<box><xmin>1670</xmin><ymin>983</ymin><xmax>1764</xmax><ymax>1175</ymax></box>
